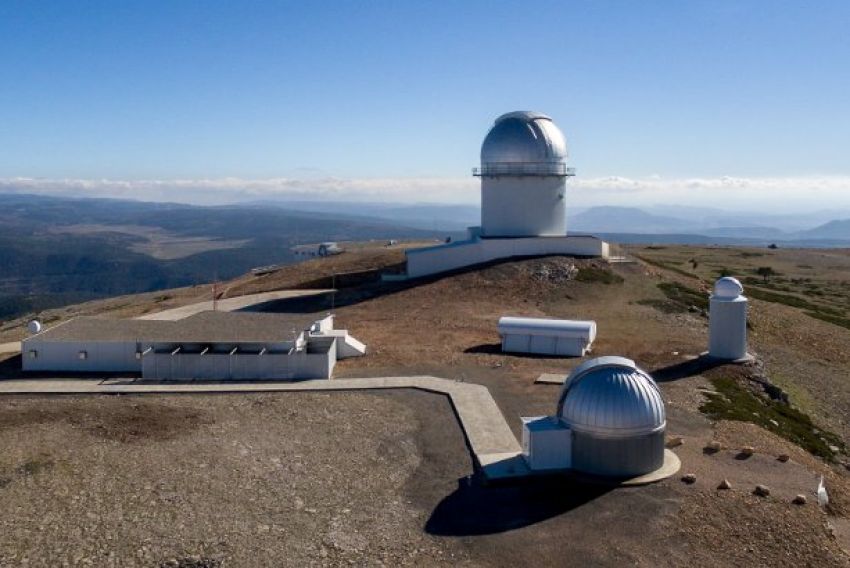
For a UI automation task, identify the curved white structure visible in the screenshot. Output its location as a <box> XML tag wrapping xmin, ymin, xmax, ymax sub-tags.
<box><xmin>709</xmin><ymin>277</ymin><xmax>749</xmax><ymax>360</ymax></box>
<box><xmin>477</xmin><ymin>111</ymin><xmax>571</xmax><ymax>237</ymax></box>
<box><xmin>557</xmin><ymin>356</ymin><xmax>666</xmax><ymax>437</ymax></box>
<box><xmin>521</xmin><ymin>356</ymin><xmax>669</xmax><ymax>477</ymax></box>
<box><xmin>498</xmin><ymin>316</ymin><xmax>596</xmax><ymax>357</ymax></box>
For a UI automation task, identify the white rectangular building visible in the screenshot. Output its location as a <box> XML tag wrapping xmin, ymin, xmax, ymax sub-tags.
<box><xmin>498</xmin><ymin>316</ymin><xmax>596</xmax><ymax>357</ymax></box>
<box><xmin>22</xmin><ymin>311</ymin><xmax>365</xmax><ymax>380</ymax></box>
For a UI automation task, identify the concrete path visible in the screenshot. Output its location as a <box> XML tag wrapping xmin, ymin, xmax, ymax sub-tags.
<box><xmin>136</xmin><ymin>289</ymin><xmax>334</xmax><ymax>321</ymax></box>
<box><xmin>0</xmin><ymin>342</ymin><xmax>21</xmax><ymax>354</ymax></box>
<box><xmin>0</xmin><ymin>375</ymin><xmax>527</xmax><ymax>480</ymax></box>
<box><xmin>535</xmin><ymin>373</ymin><xmax>567</xmax><ymax>385</ymax></box>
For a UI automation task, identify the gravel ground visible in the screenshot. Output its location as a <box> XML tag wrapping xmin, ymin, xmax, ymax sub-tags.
<box><xmin>2</xmin><ymin>248</ymin><xmax>849</xmax><ymax>565</ymax></box>
<box><xmin>0</xmin><ymin>391</ymin><xmax>474</xmax><ymax>567</ymax></box>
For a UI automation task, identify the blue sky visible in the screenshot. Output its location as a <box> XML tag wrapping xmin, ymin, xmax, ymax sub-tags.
<box><xmin>1</xmin><ymin>1</ymin><xmax>849</xmax><ymax>209</ymax></box>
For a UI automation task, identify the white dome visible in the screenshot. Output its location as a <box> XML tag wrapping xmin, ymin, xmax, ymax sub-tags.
<box><xmin>713</xmin><ymin>277</ymin><xmax>744</xmax><ymax>299</ymax></box>
<box><xmin>557</xmin><ymin>356</ymin><xmax>666</xmax><ymax>437</ymax></box>
<box><xmin>480</xmin><ymin>111</ymin><xmax>568</xmax><ymax>165</ymax></box>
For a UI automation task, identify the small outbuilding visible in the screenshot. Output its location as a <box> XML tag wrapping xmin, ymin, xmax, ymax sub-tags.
<box><xmin>498</xmin><ymin>316</ymin><xmax>596</xmax><ymax>357</ymax></box>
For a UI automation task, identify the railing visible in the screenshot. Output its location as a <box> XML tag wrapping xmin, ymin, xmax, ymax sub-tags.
<box><xmin>472</xmin><ymin>162</ymin><xmax>576</xmax><ymax>177</ymax></box>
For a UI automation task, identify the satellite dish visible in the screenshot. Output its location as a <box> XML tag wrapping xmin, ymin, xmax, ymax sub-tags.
<box><xmin>27</xmin><ymin>320</ymin><xmax>42</xmax><ymax>334</ymax></box>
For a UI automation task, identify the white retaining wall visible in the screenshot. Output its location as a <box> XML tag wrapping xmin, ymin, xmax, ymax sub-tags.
<box><xmin>405</xmin><ymin>236</ymin><xmax>609</xmax><ymax>279</ymax></box>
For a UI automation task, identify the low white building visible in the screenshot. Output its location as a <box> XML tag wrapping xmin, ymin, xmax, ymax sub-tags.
<box><xmin>292</xmin><ymin>242</ymin><xmax>343</xmax><ymax>259</ymax></box>
<box><xmin>498</xmin><ymin>316</ymin><xmax>596</xmax><ymax>357</ymax></box>
<box><xmin>22</xmin><ymin>311</ymin><xmax>365</xmax><ymax>380</ymax></box>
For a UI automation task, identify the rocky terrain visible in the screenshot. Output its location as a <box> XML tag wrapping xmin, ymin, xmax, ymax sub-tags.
<box><xmin>1</xmin><ymin>242</ymin><xmax>849</xmax><ymax>566</ymax></box>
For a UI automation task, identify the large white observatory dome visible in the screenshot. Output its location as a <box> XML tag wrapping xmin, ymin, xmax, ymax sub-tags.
<box><xmin>480</xmin><ymin>111</ymin><xmax>568</xmax><ymax>166</ymax></box>
<box><xmin>476</xmin><ymin>111</ymin><xmax>572</xmax><ymax>237</ymax></box>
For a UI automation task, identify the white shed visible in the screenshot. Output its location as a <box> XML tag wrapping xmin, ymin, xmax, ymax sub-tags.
<box><xmin>498</xmin><ymin>316</ymin><xmax>596</xmax><ymax>357</ymax></box>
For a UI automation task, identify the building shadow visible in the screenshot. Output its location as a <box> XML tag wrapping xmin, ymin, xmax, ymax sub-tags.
<box><xmin>0</xmin><ymin>354</ymin><xmax>23</xmax><ymax>379</ymax></box>
<box><xmin>425</xmin><ymin>474</ymin><xmax>610</xmax><ymax>536</ymax></box>
<box><xmin>464</xmin><ymin>343</ymin><xmax>579</xmax><ymax>360</ymax></box>
<box><xmin>241</xmin><ymin>253</ymin><xmax>596</xmax><ymax>316</ymax></box>
<box><xmin>649</xmin><ymin>355</ymin><xmax>726</xmax><ymax>383</ymax></box>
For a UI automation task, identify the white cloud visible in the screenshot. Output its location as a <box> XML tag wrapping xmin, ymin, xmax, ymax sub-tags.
<box><xmin>1</xmin><ymin>174</ymin><xmax>849</xmax><ymax>213</ymax></box>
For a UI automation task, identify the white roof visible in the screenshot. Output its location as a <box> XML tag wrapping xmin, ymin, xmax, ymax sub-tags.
<box><xmin>556</xmin><ymin>356</ymin><xmax>666</xmax><ymax>437</ymax></box>
<box><xmin>713</xmin><ymin>276</ymin><xmax>744</xmax><ymax>299</ymax></box>
<box><xmin>480</xmin><ymin>111</ymin><xmax>568</xmax><ymax>165</ymax></box>
<box><xmin>498</xmin><ymin>316</ymin><xmax>596</xmax><ymax>339</ymax></box>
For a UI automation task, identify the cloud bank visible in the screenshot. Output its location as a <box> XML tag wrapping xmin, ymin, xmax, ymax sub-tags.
<box><xmin>1</xmin><ymin>175</ymin><xmax>849</xmax><ymax>213</ymax></box>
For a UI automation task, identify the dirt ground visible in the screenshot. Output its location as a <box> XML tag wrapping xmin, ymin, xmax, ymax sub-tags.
<box><xmin>2</xmin><ymin>243</ymin><xmax>850</xmax><ymax>566</ymax></box>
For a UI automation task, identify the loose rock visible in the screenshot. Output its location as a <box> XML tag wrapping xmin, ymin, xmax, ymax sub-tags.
<box><xmin>777</xmin><ymin>454</ymin><xmax>790</xmax><ymax>463</ymax></box>
<box><xmin>792</xmin><ymin>494</ymin><xmax>807</xmax><ymax>505</ymax></box>
<box><xmin>681</xmin><ymin>473</ymin><xmax>697</xmax><ymax>484</ymax></box>
<box><xmin>717</xmin><ymin>479</ymin><xmax>732</xmax><ymax>490</ymax></box>
<box><xmin>740</xmin><ymin>446</ymin><xmax>755</xmax><ymax>457</ymax></box>
<box><xmin>754</xmin><ymin>485</ymin><xmax>771</xmax><ymax>497</ymax></box>
<box><xmin>667</xmin><ymin>436</ymin><xmax>684</xmax><ymax>448</ymax></box>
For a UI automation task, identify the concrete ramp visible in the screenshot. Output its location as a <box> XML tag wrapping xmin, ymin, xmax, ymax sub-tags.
<box><xmin>314</xmin><ymin>330</ymin><xmax>366</xmax><ymax>358</ymax></box>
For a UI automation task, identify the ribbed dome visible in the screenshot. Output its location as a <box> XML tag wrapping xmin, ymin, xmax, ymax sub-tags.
<box><xmin>557</xmin><ymin>356</ymin><xmax>665</xmax><ymax>437</ymax></box>
<box><xmin>713</xmin><ymin>277</ymin><xmax>744</xmax><ymax>300</ymax></box>
<box><xmin>480</xmin><ymin>111</ymin><xmax>568</xmax><ymax>165</ymax></box>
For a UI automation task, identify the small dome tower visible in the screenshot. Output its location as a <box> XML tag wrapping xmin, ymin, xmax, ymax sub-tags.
<box><xmin>708</xmin><ymin>277</ymin><xmax>750</xmax><ymax>361</ymax></box>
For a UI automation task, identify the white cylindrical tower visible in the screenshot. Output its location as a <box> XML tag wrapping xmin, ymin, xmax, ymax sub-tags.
<box><xmin>475</xmin><ymin>111</ymin><xmax>574</xmax><ymax>238</ymax></box>
<box><xmin>709</xmin><ymin>277</ymin><xmax>749</xmax><ymax>360</ymax></box>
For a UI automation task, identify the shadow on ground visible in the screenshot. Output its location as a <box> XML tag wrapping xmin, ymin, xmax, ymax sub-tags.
<box><xmin>237</xmin><ymin>254</ymin><xmax>598</xmax><ymax>315</ymax></box>
<box><xmin>463</xmin><ymin>343</ymin><xmax>580</xmax><ymax>360</ymax></box>
<box><xmin>650</xmin><ymin>355</ymin><xmax>726</xmax><ymax>383</ymax></box>
<box><xmin>426</xmin><ymin>474</ymin><xmax>610</xmax><ymax>536</ymax></box>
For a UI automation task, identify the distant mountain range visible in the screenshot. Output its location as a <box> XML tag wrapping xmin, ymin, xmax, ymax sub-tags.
<box><xmin>0</xmin><ymin>193</ymin><xmax>451</xmax><ymax>320</ymax></box>
<box><xmin>567</xmin><ymin>206</ymin><xmax>850</xmax><ymax>243</ymax></box>
<box><xmin>265</xmin><ymin>200</ymin><xmax>850</xmax><ymax>243</ymax></box>
<box><xmin>1</xmin><ymin>192</ymin><xmax>848</xmax><ymax>320</ymax></box>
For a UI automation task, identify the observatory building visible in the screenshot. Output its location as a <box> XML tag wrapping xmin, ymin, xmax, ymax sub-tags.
<box><xmin>22</xmin><ymin>311</ymin><xmax>366</xmax><ymax>380</ymax></box>
<box><xmin>522</xmin><ymin>356</ymin><xmax>676</xmax><ymax>479</ymax></box>
<box><xmin>708</xmin><ymin>276</ymin><xmax>751</xmax><ymax>361</ymax></box>
<box><xmin>404</xmin><ymin>111</ymin><xmax>609</xmax><ymax>279</ymax></box>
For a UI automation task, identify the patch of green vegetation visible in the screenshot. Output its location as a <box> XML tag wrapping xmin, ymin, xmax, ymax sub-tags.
<box><xmin>635</xmin><ymin>298</ymin><xmax>682</xmax><ymax>314</ymax></box>
<box><xmin>701</xmin><ymin>376</ymin><xmax>845</xmax><ymax>461</ymax></box>
<box><xmin>738</xmin><ymin>251</ymin><xmax>765</xmax><ymax>258</ymax></box>
<box><xmin>632</xmin><ymin>254</ymin><xmax>701</xmax><ymax>280</ymax></box>
<box><xmin>656</xmin><ymin>281</ymin><xmax>709</xmax><ymax>311</ymax></box>
<box><xmin>747</xmin><ymin>287</ymin><xmax>815</xmax><ymax>310</ymax></box>
<box><xmin>16</xmin><ymin>457</ymin><xmax>53</xmax><ymax>477</ymax></box>
<box><xmin>806</xmin><ymin>311</ymin><xmax>850</xmax><ymax>331</ymax></box>
<box><xmin>575</xmin><ymin>266</ymin><xmax>624</xmax><ymax>285</ymax></box>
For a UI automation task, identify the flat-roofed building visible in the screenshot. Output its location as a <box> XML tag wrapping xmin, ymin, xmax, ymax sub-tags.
<box><xmin>22</xmin><ymin>311</ymin><xmax>365</xmax><ymax>380</ymax></box>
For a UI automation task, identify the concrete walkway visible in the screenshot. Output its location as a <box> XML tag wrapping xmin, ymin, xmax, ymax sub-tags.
<box><xmin>0</xmin><ymin>342</ymin><xmax>21</xmax><ymax>354</ymax></box>
<box><xmin>0</xmin><ymin>375</ymin><xmax>527</xmax><ymax>480</ymax></box>
<box><xmin>136</xmin><ymin>289</ymin><xmax>334</xmax><ymax>321</ymax></box>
